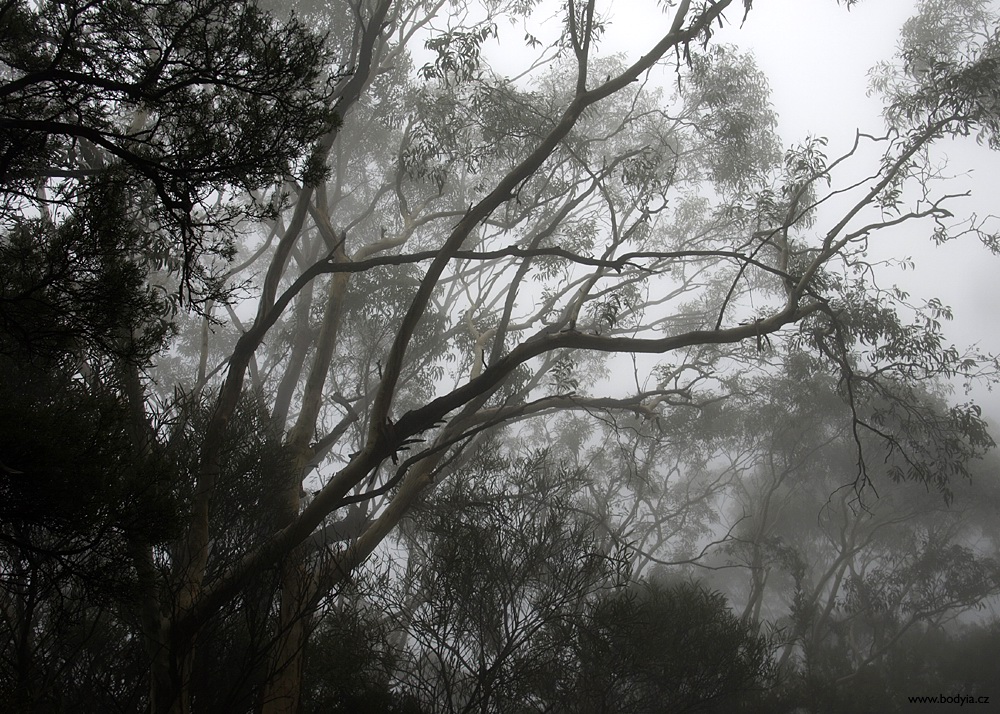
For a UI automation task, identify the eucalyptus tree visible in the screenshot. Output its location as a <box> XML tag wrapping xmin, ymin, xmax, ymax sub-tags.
<box><xmin>384</xmin><ymin>445</ymin><xmax>628</xmax><ymax>714</ymax></box>
<box><xmin>0</xmin><ymin>1</ymin><xmax>333</xmax><ymax>711</ymax></box>
<box><xmin>154</xmin><ymin>0</ymin><xmax>1000</xmax><ymax>711</ymax></box>
<box><xmin>155</xmin><ymin>1</ymin><xmax>797</xmax><ymax>709</ymax></box>
<box><xmin>697</xmin><ymin>354</ymin><xmax>1000</xmax><ymax>712</ymax></box>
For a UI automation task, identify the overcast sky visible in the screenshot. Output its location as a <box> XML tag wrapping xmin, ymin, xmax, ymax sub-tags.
<box><xmin>607</xmin><ymin>0</ymin><xmax>1000</xmax><ymax>427</ymax></box>
<box><xmin>730</xmin><ymin>0</ymin><xmax>1000</xmax><ymax>427</ymax></box>
<box><xmin>473</xmin><ymin>1</ymin><xmax>1000</xmax><ymax>424</ymax></box>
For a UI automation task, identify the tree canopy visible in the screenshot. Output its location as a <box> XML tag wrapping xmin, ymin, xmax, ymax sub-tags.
<box><xmin>3</xmin><ymin>0</ymin><xmax>1000</xmax><ymax>712</ymax></box>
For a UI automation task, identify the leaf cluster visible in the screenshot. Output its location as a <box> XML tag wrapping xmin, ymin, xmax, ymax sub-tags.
<box><xmin>1</xmin><ymin>0</ymin><xmax>334</xmax><ymax>302</ymax></box>
<box><xmin>0</xmin><ymin>171</ymin><xmax>172</xmax><ymax>367</ymax></box>
<box><xmin>576</xmin><ymin>578</ymin><xmax>776</xmax><ymax>714</ymax></box>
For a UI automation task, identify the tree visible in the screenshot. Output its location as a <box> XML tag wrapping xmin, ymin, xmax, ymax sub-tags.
<box><xmin>382</xmin><ymin>444</ymin><xmax>627</xmax><ymax>713</ymax></box>
<box><xmin>572</xmin><ymin>578</ymin><xmax>775</xmax><ymax>714</ymax></box>
<box><xmin>1</xmin><ymin>1</ymin><xmax>331</xmax><ymax>711</ymax></box>
<box><xmin>698</xmin><ymin>355</ymin><xmax>1000</xmax><ymax>712</ymax></box>
<box><xmin>0</xmin><ymin>0</ymin><xmax>331</xmax><ymax>304</ymax></box>
<box><xmin>299</xmin><ymin>445</ymin><xmax>770</xmax><ymax>714</ymax></box>
<box><xmin>4</xmin><ymin>0</ymin><xmax>1000</xmax><ymax>712</ymax></box>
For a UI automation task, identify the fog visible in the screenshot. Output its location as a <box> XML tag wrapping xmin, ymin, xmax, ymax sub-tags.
<box><xmin>2</xmin><ymin>1</ymin><xmax>1000</xmax><ymax>712</ymax></box>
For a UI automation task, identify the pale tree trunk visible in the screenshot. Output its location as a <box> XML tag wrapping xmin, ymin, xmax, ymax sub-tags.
<box><xmin>259</xmin><ymin>543</ymin><xmax>317</xmax><ymax>714</ymax></box>
<box><xmin>242</xmin><ymin>9</ymin><xmax>392</xmax><ymax>703</ymax></box>
<box><xmin>148</xmin><ymin>654</ymin><xmax>190</xmax><ymax>714</ymax></box>
<box><xmin>177</xmin><ymin>20</ymin><xmax>386</xmax><ymax>707</ymax></box>
<box><xmin>261</xmin><ymin>257</ymin><xmax>348</xmax><ymax>713</ymax></box>
<box><xmin>131</xmin><ymin>535</ymin><xmax>196</xmax><ymax>714</ymax></box>
<box><xmin>131</xmin><ymin>532</ymin><xmax>196</xmax><ymax>714</ymax></box>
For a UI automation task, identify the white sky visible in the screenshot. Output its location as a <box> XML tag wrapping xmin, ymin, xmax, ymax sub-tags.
<box><xmin>730</xmin><ymin>0</ymin><xmax>1000</xmax><ymax>427</ymax></box>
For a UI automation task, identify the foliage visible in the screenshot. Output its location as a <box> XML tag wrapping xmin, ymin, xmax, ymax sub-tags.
<box><xmin>0</xmin><ymin>0</ymin><xmax>332</xmax><ymax>303</ymax></box>
<box><xmin>573</xmin><ymin>578</ymin><xmax>776</xmax><ymax>714</ymax></box>
<box><xmin>0</xmin><ymin>171</ymin><xmax>171</xmax><ymax>367</ymax></box>
<box><xmin>0</xmin><ymin>359</ymin><xmax>171</xmax><ymax>712</ymax></box>
<box><xmin>704</xmin><ymin>356</ymin><xmax>1000</xmax><ymax>713</ymax></box>
<box><xmin>390</xmin><ymin>445</ymin><xmax>627</xmax><ymax>713</ymax></box>
<box><xmin>873</xmin><ymin>0</ymin><xmax>1000</xmax><ymax>151</ymax></box>
<box><xmin>301</xmin><ymin>590</ymin><xmax>420</xmax><ymax>714</ymax></box>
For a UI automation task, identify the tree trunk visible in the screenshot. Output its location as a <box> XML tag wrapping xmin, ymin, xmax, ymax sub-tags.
<box><xmin>259</xmin><ymin>543</ymin><xmax>315</xmax><ymax>714</ymax></box>
<box><xmin>260</xmin><ymin>263</ymin><xmax>348</xmax><ymax>712</ymax></box>
<box><xmin>148</xmin><ymin>654</ymin><xmax>190</xmax><ymax>714</ymax></box>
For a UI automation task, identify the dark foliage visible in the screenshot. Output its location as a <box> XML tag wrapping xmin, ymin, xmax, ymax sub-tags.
<box><xmin>0</xmin><ymin>171</ymin><xmax>171</xmax><ymax>367</ymax></box>
<box><xmin>1</xmin><ymin>0</ymin><xmax>334</xmax><ymax>303</ymax></box>
<box><xmin>572</xmin><ymin>579</ymin><xmax>776</xmax><ymax>714</ymax></box>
